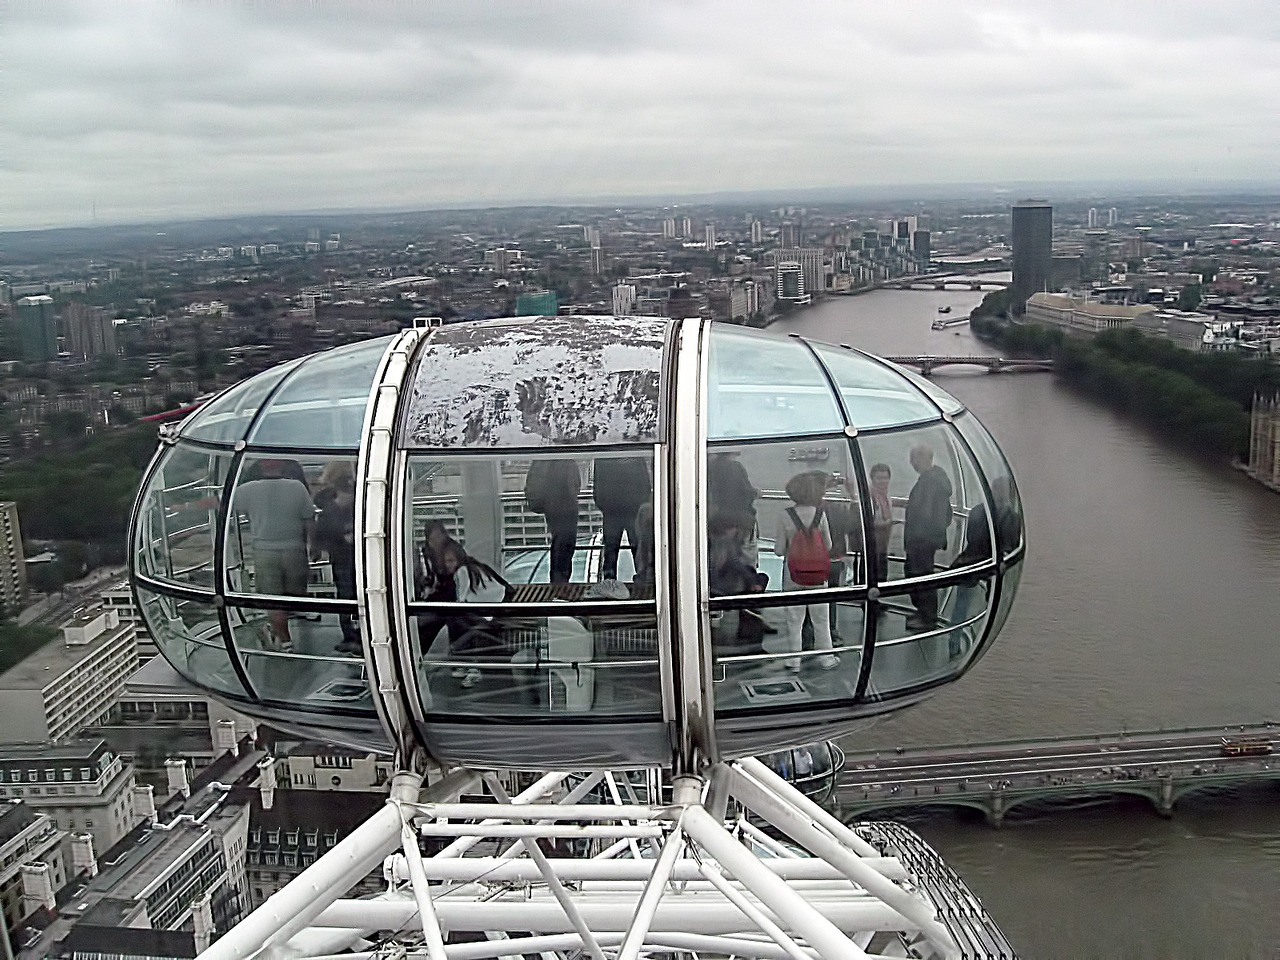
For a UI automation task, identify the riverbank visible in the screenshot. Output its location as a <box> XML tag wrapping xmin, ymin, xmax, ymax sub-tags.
<box><xmin>968</xmin><ymin>303</ymin><xmax>1252</xmax><ymax>460</ymax></box>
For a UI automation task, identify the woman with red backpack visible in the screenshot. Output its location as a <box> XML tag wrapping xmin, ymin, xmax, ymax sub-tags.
<box><xmin>772</xmin><ymin>470</ymin><xmax>840</xmax><ymax>673</ymax></box>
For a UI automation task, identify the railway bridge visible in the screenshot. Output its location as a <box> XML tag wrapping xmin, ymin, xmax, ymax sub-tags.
<box><xmin>836</xmin><ymin>723</ymin><xmax>1280</xmax><ymax>826</ymax></box>
<box><xmin>883</xmin><ymin>355</ymin><xmax>1054</xmax><ymax>375</ymax></box>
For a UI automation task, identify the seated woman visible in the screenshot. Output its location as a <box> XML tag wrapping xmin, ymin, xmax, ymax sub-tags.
<box><xmin>415</xmin><ymin>521</ymin><xmax>459</xmax><ymax>650</ymax></box>
<box><xmin>439</xmin><ymin>540</ymin><xmax>513</xmax><ymax>687</ymax></box>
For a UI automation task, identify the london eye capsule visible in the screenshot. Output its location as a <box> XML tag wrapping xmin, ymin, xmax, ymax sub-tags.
<box><xmin>129</xmin><ymin>316</ymin><xmax>1024</xmax><ymax>769</ymax></box>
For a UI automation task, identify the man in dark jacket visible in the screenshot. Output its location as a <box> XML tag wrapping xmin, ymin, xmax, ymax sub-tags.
<box><xmin>592</xmin><ymin>457</ymin><xmax>651</xmax><ymax>580</ymax></box>
<box><xmin>526</xmin><ymin>458</ymin><xmax>581</xmax><ymax>584</ymax></box>
<box><xmin>903</xmin><ymin>444</ymin><xmax>953</xmax><ymax>629</ymax></box>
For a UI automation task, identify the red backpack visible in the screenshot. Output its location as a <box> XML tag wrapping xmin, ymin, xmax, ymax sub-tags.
<box><xmin>786</xmin><ymin>507</ymin><xmax>829</xmax><ymax>586</ymax></box>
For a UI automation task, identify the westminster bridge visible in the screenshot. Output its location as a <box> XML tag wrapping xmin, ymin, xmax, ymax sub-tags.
<box><xmin>836</xmin><ymin>723</ymin><xmax>1280</xmax><ymax>826</ymax></box>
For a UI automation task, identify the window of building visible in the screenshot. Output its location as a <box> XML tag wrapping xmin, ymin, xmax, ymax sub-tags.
<box><xmin>27</xmin><ymin>770</ymin><xmax>37</xmax><ymax>782</ymax></box>
<box><xmin>80</xmin><ymin>768</ymin><xmax>91</xmax><ymax>780</ymax></box>
<box><xmin>61</xmin><ymin>769</ymin><xmax>72</xmax><ymax>781</ymax></box>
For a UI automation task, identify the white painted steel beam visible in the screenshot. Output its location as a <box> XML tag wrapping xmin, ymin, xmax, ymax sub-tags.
<box><xmin>383</xmin><ymin>856</ymin><xmax>907</xmax><ymax>883</ymax></box>
<box><xmin>314</xmin><ymin>897</ymin><xmax>918</xmax><ymax>935</ymax></box>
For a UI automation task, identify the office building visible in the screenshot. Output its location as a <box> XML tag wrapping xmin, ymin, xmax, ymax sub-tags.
<box><xmin>612</xmin><ymin>283</ymin><xmax>637</xmax><ymax>317</ymax></box>
<box><xmin>0</xmin><ymin>607</ymin><xmax>139</xmax><ymax>743</ymax></box>
<box><xmin>589</xmin><ymin>245</ymin><xmax>604</xmax><ymax>275</ymax></box>
<box><xmin>680</xmin><ymin>217</ymin><xmax>692</xmax><ymax>238</ymax></box>
<box><xmin>0</xmin><ymin>800</ymin><xmax>66</xmax><ymax>949</ymax></box>
<box><xmin>64</xmin><ymin>302</ymin><xmax>117</xmax><ymax>360</ymax></box>
<box><xmin>1082</xmin><ymin>230</ymin><xmax>1111</xmax><ymax>285</ymax></box>
<box><xmin>704</xmin><ymin>224</ymin><xmax>717</xmax><ymax>252</ymax></box>
<box><xmin>14</xmin><ymin>296</ymin><xmax>58</xmax><ymax>362</ymax></box>
<box><xmin>750</xmin><ymin>220</ymin><xmax>763</xmax><ymax>244</ymax></box>
<box><xmin>0</xmin><ymin>503</ymin><xmax>25</xmax><ymax>616</ymax></box>
<box><xmin>489</xmin><ymin>247</ymin><xmax>511</xmax><ymax>276</ymax></box>
<box><xmin>776</xmin><ymin>262</ymin><xmax>809</xmax><ymax>304</ymax></box>
<box><xmin>38</xmin><ymin>790</ymin><xmax>251</xmax><ymax>957</ymax></box>
<box><xmin>1011</xmin><ymin>200</ymin><xmax>1054</xmax><ymax>311</ymax></box>
<box><xmin>912</xmin><ymin>230</ymin><xmax>931</xmax><ymax>265</ymax></box>
<box><xmin>1024</xmin><ymin>292</ymin><xmax>1155</xmax><ymax>336</ymax></box>
<box><xmin>779</xmin><ymin>222</ymin><xmax>797</xmax><ymax>249</ymax></box>
<box><xmin>1108</xmin><ymin>207</ymin><xmax>1118</xmax><ymax>226</ymax></box>
<box><xmin>661</xmin><ymin>218</ymin><xmax>676</xmax><ymax>240</ymax></box>
<box><xmin>0</xmin><ymin>740</ymin><xmax>139</xmax><ymax>856</ymax></box>
<box><xmin>773</xmin><ymin>248</ymin><xmax>827</xmax><ymax>297</ymax></box>
<box><xmin>239</xmin><ymin>783</ymin><xmax>383</xmax><ymax>910</ymax></box>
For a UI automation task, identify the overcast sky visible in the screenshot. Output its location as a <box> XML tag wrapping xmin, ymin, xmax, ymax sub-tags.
<box><xmin>2</xmin><ymin>0</ymin><xmax>1278</xmax><ymax>231</ymax></box>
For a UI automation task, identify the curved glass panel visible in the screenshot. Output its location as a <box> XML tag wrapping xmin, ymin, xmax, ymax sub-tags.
<box><xmin>137</xmin><ymin>588</ymin><xmax>245</xmax><ymax>698</ymax></box>
<box><xmin>707</xmin><ymin>438</ymin><xmax>863</xmax><ymax>594</ymax></box>
<box><xmin>225</xmin><ymin>454</ymin><xmax>358</xmax><ymax>606</ymax></box>
<box><xmin>809</xmin><ymin>345</ymin><xmax>939</xmax><ymax>429</ymax></box>
<box><xmin>247</xmin><ymin>337</ymin><xmax>390</xmax><ymax>448</ymax></box>
<box><xmin>179</xmin><ymin>358</ymin><xmax>303</xmax><ymax>445</ymax></box>
<box><xmin>706</xmin><ymin>326</ymin><xmax>843</xmax><ymax>439</ymax></box>
<box><xmin>135</xmin><ymin>444</ymin><xmax>234</xmax><ymax>588</ymax></box>
<box><xmin>953</xmin><ymin>413</ymin><xmax>1025</xmax><ymax>559</ymax></box>
<box><xmin>401</xmin><ymin>317</ymin><xmax>666</xmax><ymax>449</ymax></box>
<box><xmin>413</xmin><ymin>608</ymin><xmax>661</xmax><ymax>719</ymax></box>
<box><xmin>893</xmin><ymin>363</ymin><xmax>966</xmax><ymax>416</ymax></box>
<box><xmin>985</xmin><ymin>561</ymin><xmax>1023</xmax><ymax>647</ymax></box>
<box><xmin>407</xmin><ymin>452</ymin><xmax>655</xmax><ymax>600</ymax></box>
<box><xmin>855</xmin><ymin>424</ymin><xmax>978</xmax><ymax>607</ymax></box>
<box><xmin>758</xmin><ymin>742</ymin><xmax>842</xmax><ymax>802</ymax></box>
<box><xmin>226</xmin><ymin>602</ymin><xmax>372</xmax><ymax>712</ymax></box>
<box><xmin>712</xmin><ymin>596</ymin><xmax>863</xmax><ymax>715</ymax></box>
<box><xmin>864</xmin><ymin>578</ymin><xmax>993</xmax><ymax>699</ymax></box>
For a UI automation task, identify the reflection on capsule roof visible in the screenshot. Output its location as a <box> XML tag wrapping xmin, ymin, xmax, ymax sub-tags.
<box><xmin>130</xmin><ymin>316</ymin><xmax>1024</xmax><ymax>770</ymax></box>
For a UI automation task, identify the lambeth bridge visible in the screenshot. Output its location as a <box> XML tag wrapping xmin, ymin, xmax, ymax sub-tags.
<box><xmin>881</xmin><ymin>273</ymin><xmax>1012</xmax><ymax>291</ymax></box>
<box><xmin>836</xmin><ymin>723</ymin><xmax>1280</xmax><ymax>826</ymax></box>
<box><xmin>883</xmin><ymin>355</ymin><xmax>1055</xmax><ymax>376</ymax></box>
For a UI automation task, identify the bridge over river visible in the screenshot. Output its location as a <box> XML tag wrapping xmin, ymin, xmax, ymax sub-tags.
<box><xmin>880</xmin><ymin>273</ymin><xmax>1011</xmax><ymax>291</ymax></box>
<box><xmin>836</xmin><ymin>723</ymin><xmax>1280</xmax><ymax>826</ymax></box>
<box><xmin>883</xmin><ymin>355</ymin><xmax>1054</xmax><ymax>375</ymax></box>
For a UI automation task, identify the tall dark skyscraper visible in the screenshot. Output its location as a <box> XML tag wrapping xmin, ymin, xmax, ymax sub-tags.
<box><xmin>1011</xmin><ymin>200</ymin><xmax>1053</xmax><ymax>311</ymax></box>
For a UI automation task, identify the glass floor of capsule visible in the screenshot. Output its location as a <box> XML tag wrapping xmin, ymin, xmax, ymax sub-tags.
<box><xmin>162</xmin><ymin>600</ymin><xmax>979</xmax><ymax>716</ymax></box>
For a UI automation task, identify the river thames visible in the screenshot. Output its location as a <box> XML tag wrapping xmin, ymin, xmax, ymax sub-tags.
<box><xmin>775</xmin><ymin>286</ymin><xmax>1280</xmax><ymax>959</ymax></box>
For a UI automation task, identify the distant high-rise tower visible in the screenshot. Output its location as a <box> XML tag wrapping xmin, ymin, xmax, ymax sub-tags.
<box><xmin>750</xmin><ymin>220</ymin><xmax>763</xmax><ymax>244</ymax></box>
<box><xmin>1108</xmin><ymin>207</ymin><xmax>1118</xmax><ymax>227</ymax></box>
<box><xmin>0</xmin><ymin>502</ymin><xmax>26</xmax><ymax>615</ymax></box>
<box><xmin>662</xmin><ymin>218</ymin><xmax>676</xmax><ymax>240</ymax></box>
<box><xmin>912</xmin><ymin>230</ymin><xmax>931</xmax><ymax>265</ymax></box>
<box><xmin>1087</xmin><ymin>208</ymin><xmax>1099</xmax><ymax>228</ymax></box>
<box><xmin>612</xmin><ymin>283</ymin><xmax>637</xmax><ymax>317</ymax></box>
<box><xmin>589</xmin><ymin>246</ymin><xmax>604</xmax><ymax>275</ymax></box>
<box><xmin>704</xmin><ymin>224</ymin><xmax>716</xmax><ymax>252</ymax></box>
<box><xmin>64</xmin><ymin>302</ymin><xmax>117</xmax><ymax>359</ymax></box>
<box><xmin>680</xmin><ymin>217</ymin><xmax>692</xmax><ymax>238</ymax></box>
<box><xmin>775</xmin><ymin>262</ymin><xmax>807</xmax><ymax>302</ymax></box>
<box><xmin>1011</xmin><ymin>200</ymin><xmax>1054</xmax><ymax>310</ymax></box>
<box><xmin>780</xmin><ymin>222</ymin><xmax>797</xmax><ymax>249</ymax></box>
<box><xmin>14</xmin><ymin>296</ymin><xmax>58</xmax><ymax>362</ymax></box>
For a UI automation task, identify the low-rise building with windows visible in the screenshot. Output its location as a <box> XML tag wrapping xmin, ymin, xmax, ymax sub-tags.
<box><xmin>0</xmin><ymin>800</ymin><xmax>65</xmax><ymax>952</ymax></box>
<box><xmin>0</xmin><ymin>608</ymin><xmax>138</xmax><ymax>743</ymax></box>
<box><xmin>0</xmin><ymin>741</ymin><xmax>139</xmax><ymax>856</ymax></box>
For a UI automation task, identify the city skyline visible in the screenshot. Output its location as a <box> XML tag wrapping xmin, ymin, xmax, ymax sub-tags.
<box><xmin>2</xmin><ymin>0</ymin><xmax>1279</xmax><ymax>232</ymax></box>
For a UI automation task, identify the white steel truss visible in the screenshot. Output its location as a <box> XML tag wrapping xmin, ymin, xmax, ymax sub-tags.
<box><xmin>198</xmin><ymin>758</ymin><xmax>994</xmax><ymax>960</ymax></box>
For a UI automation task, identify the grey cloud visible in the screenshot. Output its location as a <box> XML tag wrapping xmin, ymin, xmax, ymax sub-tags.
<box><xmin>2</xmin><ymin>0</ymin><xmax>1279</xmax><ymax>229</ymax></box>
